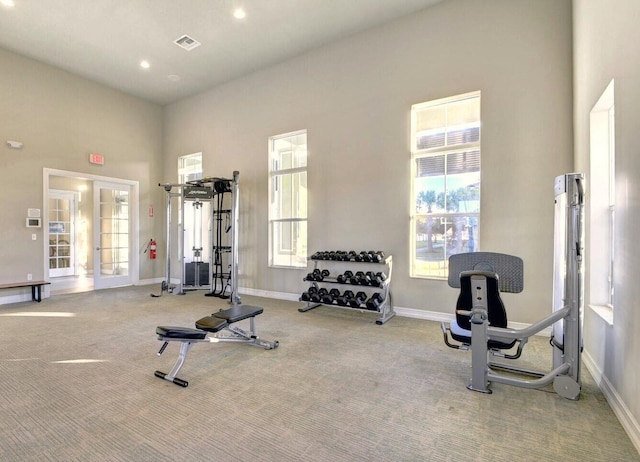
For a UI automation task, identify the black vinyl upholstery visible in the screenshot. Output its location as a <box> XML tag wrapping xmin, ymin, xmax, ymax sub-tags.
<box><xmin>156</xmin><ymin>326</ymin><xmax>208</xmax><ymax>340</ymax></box>
<box><xmin>451</xmin><ymin>270</ymin><xmax>516</xmax><ymax>350</ymax></box>
<box><xmin>213</xmin><ymin>305</ymin><xmax>263</xmax><ymax>323</ymax></box>
<box><xmin>448</xmin><ymin>252</ymin><xmax>523</xmax><ymax>350</ymax></box>
<box><xmin>194</xmin><ymin>316</ymin><xmax>229</xmax><ymax>333</ymax></box>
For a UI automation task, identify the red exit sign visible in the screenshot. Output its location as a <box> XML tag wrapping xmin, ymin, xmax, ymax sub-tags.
<box><xmin>89</xmin><ymin>153</ymin><xmax>104</xmax><ymax>165</ymax></box>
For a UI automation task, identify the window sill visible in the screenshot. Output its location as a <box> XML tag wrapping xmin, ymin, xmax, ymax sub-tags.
<box><xmin>588</xmin><ymin>304</ymin><xmax>614</xmax><ymax>326</ymax></box>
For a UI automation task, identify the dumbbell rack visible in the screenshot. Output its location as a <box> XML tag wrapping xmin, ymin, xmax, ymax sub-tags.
<box><xmin>298</xmin><ymin>251</ymin><xmax>395</xmax><ymax>325</ymax></box>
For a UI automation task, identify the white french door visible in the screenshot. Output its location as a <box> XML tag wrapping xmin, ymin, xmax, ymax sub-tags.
<box><xmin>48</xmin><ymin>190</ymin><xmax>77</xmax><ymax>278</ymax></box>
<box><xmin>93</xmin><ymin>181</ymin><xmax>132</xmax><ymax>289</ymax></box>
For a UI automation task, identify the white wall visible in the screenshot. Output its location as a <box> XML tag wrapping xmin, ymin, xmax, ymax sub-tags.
<box><xmin>574</xmin><ymin>0</ymin><xmax>640</xmax><ymax>449</ymax></box>
<box><xmin>0</xmin><ymin>47</ymin><xmax>165</xmax><ymax>285</ymax></box>
<box><xmin>164</xmin><ymin>0</ymin><xmax>573</xmax><ymax>323</ymax></box>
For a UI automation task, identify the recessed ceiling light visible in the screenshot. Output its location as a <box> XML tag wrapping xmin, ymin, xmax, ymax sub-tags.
<box><xmin>0</xmin><ymin>0</ymin><xmax>16</xmax><ymax>8</ymax></box>
<box><xmin>140</xmin><ymin>60</ymin><xmax>150</xmax><ymax>69</ymax></box>
<box><xmin>233</xmin><ymin>8</ymin><xmax>246</xmax><ymax>19</ymax></box>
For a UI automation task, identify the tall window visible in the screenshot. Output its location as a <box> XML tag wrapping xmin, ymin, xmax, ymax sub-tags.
<box><xmin>589</xmin><ymin>80</ymin><xmax>615</xmax><ymax>313</ymax></box>
<box><xmin>411</xmin><ymin>92</ymin><xmax>481</xmax><ymax>279</ymax></box>
<box><xmin>269</xmin><ymin>130</ymin><xmax>308</xmax><ymax>268</ymax></box>
<box><xmin>178</xmin><ymin>152</ymin><xmax>203</xmax><ymax>184</ymax></box>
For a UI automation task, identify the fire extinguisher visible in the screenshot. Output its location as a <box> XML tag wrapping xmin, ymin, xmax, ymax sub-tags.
<box><xmin>148</xmin><ymin>238</ymin><xmax>157</xmax><ymax>260</ymax></box>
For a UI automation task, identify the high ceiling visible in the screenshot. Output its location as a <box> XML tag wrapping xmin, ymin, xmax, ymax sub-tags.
<box><xmin>0</xmin><ymin>0</ymin><xmax>445</xmax><ymax>105</ymax></box>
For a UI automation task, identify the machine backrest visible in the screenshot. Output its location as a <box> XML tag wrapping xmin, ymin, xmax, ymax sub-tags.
<box><xmin>449</xmin><ymin>252</ymin><xmax>523</xmax><ymax>332</ymax></box>
<box><xmin>455</xmin><ymin>270</ymin><xmax>508</xmax><ymax>331</ymax></box>
<box><xmin>448</xmin><ymin>252</ymin><xmax>524</xmax><ymax>294</ymax></box>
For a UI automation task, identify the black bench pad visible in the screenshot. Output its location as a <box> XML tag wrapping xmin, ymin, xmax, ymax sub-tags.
<box><xmin>195</xmin><ymin>316</ymin><xmax>229</xmax><ymax>333</ymax></box>
<box><xmin>156</xmin><ymin>326</ymin><xmax>208</xmax><ymax>340</ymax></box>
<box><xmin>213</xmin><ymin>305</ymin><xmax>263</xmax><ymax>323</ymax></box>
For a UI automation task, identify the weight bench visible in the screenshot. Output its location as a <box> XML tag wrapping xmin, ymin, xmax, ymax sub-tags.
<box><xmin>154</xmin><ymin>304</ymin><xmax>279</xmax><ymax>387</ymax></box>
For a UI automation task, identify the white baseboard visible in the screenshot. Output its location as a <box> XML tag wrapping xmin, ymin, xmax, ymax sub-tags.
<box><xmin>0</xmin><ymin>293</ymin><xmax>34</xmax><ymax>306</ymax></box>
<box><xmin>394</xmin><ymin>305</ymin><xmax>453</xmax><ymax>323</ymax></box>
<box><xmin>239</xmin><ymin>287</ymin><xmax>301</xmax><ymax>302</ymax></box>
<box><xmin>583</xmin><ymin>350</ymin><xmax>640</xmax><ymax>454</ymax></box>
<box><xmin>137</xmin><ymin>278</ymin><xmax>165</xmax><ymax>286</ymax></box>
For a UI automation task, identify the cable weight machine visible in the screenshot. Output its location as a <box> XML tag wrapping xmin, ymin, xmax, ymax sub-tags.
<box><xmin>206</xmin><ymin>172</ymin><xmax>241</xmax><ymax>304</ymax></box>
<box><xmin>151</xmin><ymin>171</ymin><xmax>241</xmax><ymax>304</ymax></box>
<box><xmin>441</xmin><ymin>173</ymin><xmax>585</xmax><ymax>399</ymax></box>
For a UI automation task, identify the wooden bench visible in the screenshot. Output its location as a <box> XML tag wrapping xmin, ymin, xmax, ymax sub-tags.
<box><xmin>0</xmin><ymin>280</ymin><xmax>51</xmax><ymax>302</ymax></box>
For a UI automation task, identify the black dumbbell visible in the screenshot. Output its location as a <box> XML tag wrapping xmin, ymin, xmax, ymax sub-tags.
<box><xmin>301</xmin><ymin>286</ymin><xmax>318</xmax><ymax>301</ymax></box>
<box><xmin>337</xmin><ymin>290</ymin><xmax>354</xmax><ymax>306</ymax></box>
<box><xmin>366</xmin><ymin>293</ymin><xmax>384</xmax><ymax>311</ymax></box>
<box><xmin>337</xmin><ymin>270</ymin><xmax>353</xmax><ymax>284</ymax></box>
<box><xmin>365</xmin><ymin>271</ymin><xmax>379</xmax><ymax>286</ymax></box>
<box><xmin>349</xmin><ymin>291</ymin><xmax>367</xmax><ymax>307</ymax></box>
<box><xmin>309</xmin><ymin>269</ymin><xmax>330</xmax><ymax>281</ymax></box>
<box><xmin>321</xmin><ymin>291</ymin><xmax>334</xmax><ymax>304</ymax></box>
<box><xmin>359</xmin><ymin>272</ymin><xmax>373</xmax><ymax>286</ymax></box>
<box><xmin>306</xmin><ymin>269</ymin><xmax>322</xmax><ymax>281</ymax></box>
<box><xmin>329</xmin><ymin>288</ymin><xmax>341</xmax><ymax>299</ymax></box>
<box><xmin>318</xmin><ymin>288</ymin><xmax>331</xmax><ymax>304</ymax></box>
<box><xmin>371</xmin><ymin>251</ymin><xmax>385</xmax><ymax>263</ymax></box>
<box><xmin>310</xmin><ymin>290</ymin><xmax>322</xmax><ymax>303</ymax></box>
<box><xmin>349</xmin><ymin>271</ymin><xmax>365</xmax><ymax>285</ymax></box>
<box><xmin>373</xmin><ymin>272</ymin><xmax>387</xmax><ymax>286</ymax></box>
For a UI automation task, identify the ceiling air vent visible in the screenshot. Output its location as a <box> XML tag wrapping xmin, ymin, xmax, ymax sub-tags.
<box><xmin>174</xmin><ymin>34</ymin><xmax>201</xmax><ymax>51</ymax></box>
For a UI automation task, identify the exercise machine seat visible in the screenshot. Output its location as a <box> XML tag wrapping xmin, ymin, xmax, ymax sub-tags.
<box><xmin>156</xmin><ymin>326</ymin><xmax>208</xmax><ymax>340</ymax></box>
<box><xmin>451</xmin><ymin>270</ymin><xmax>516</xmax><ymax>350</ymax></box>
<box><xmin>194</xmin><ymin>316</ymin><xmax>229</xmax><ymax>332</ymax></box>
<box><xmin>213</xmin><ymin>304</ymin><xmax>263</xmax><ymax>323</ymax></box>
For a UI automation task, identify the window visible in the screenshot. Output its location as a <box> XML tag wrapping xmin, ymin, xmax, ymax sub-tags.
<box><xmin>589</xmin><ymin>80</ymin><xmax>615</xmax><ymax>314</ymax></box>
<box><xmin>269</xmin><ymin>130</ymin><xmax>308</xmax><ymax>268</ymax></box>
<box><xmin>410</xmin><ymin>92</ymin><xmax>481</xmax><ymax>279</ymax></box>
<box><xmin>178</xmin><ymin>152</ymin><xmax>205</xmax><ymax>266</ymax></box>
<box><xmin>178</xmin><ymin>152</ymin><xmax>203</xmax><ymax>184</ymax></box>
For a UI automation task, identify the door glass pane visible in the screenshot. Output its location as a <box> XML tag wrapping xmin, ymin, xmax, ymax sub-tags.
<box><xmin>99</xmin><ymin>187</ymin><xmax>129</xmax><ymax>278</ymax></box>
<box><xmin>48</xmin><ymin>193</ymin><xmax>75</xmax><ymax>277</ymax></box>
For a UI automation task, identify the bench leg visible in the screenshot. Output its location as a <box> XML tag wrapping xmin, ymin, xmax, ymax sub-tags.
<box><xmin>155</xmin><ymin>340</ymin><xmax>196</xmax><ymax>387</ymax></box>
<box><xmin>31</xmin><ymin>285</ymin><xmax>42</xmax><ymax>302</ymax></box>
